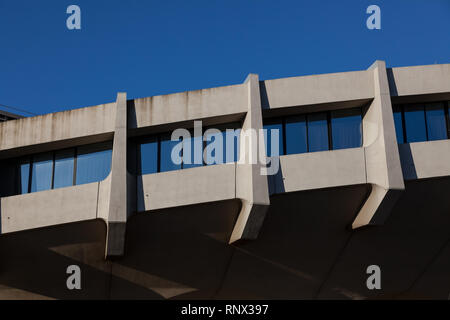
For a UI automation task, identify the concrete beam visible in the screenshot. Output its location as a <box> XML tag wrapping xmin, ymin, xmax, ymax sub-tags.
<box><xmin>230</xmin><ymin>74</ymin><xmax>270</xmax><ymax>243</ymax></box>
<box><xmin>352</xmin><ymin>61</ymin><xmax>405</xmax><ymax>229</ymax></box>
<box><xmin>105</xmin><ymin>92</ymin><xmax>131</xmax><ymax>258</ymax></box>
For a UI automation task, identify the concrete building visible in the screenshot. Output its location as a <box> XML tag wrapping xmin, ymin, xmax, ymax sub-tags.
<box><xmin>0</xmin><ymin>61</ymin><xmax>449</xmax><ymax>299</ymax></box>
<box><xmin>0</xmin><ymin>110</ymin><xmax>21</xmax><ymax>122</ymax></box>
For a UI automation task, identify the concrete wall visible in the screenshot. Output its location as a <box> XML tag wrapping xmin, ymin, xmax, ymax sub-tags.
<box><xmin>399</xmin><ymin>140</ymin><xmax>450</xmax><ymax>180</ymax></box>
<box><xmin>0</xmin><ymin>103</ymin><xmax>116</xmax><ymax>153</ymax></box>
<box><xmin>388</xmin><ymin>64</ymin><xmax>450</xmax><ymax>97</ymax></box>
<box><xmin>1</xmin><ymin>183</ymin><xmax>101</xmax><ymax>234</ymax></box>
<box><xmin>131</xmin><ymin>84</ymin><xmax>247</xmax><ymax>129</ymax></box>
<box><xmin>269</xmin><ymin>148</ymin><xmax>366</xmax><ymax>194</ymax></box>
<box><xmin>261</xmin><ymin>70</ymin><xmax>373</xmax><ymax>109</ymax></box>
<box><xmin>138</xmin><ymin>164</ymin><xmax>236</xmax><ymax>211</ymax></box>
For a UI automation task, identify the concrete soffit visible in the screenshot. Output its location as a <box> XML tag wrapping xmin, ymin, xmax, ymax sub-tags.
<box><xmin>352</xmin><ymin>61</ymin><xmax>405</xmax><ymax>229</ymax></box>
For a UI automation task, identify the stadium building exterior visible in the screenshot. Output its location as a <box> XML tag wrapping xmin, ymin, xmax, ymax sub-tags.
<box><xmin>0</xmin><ymin>61</ymin><xmax>449</xmax><ymax>299</ymax></box>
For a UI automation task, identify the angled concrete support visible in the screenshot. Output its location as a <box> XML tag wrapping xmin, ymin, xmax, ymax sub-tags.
<box><xmin>230</xmin><ymin>74</ymin><xmax>270</xmax><ymax>244</ymax></box>
<box><xmin>105</xmin><ymin>92</ymin><xmax>131</xmax><ymax>258</ymax></box>
<box><xmin>352</xmin><ymin>61</ymin><xmax>405</xmax><ymax>229</ymax></box>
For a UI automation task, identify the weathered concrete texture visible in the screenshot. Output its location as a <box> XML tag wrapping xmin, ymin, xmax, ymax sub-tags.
<box><xmin>352</xmin><ymin>61</ymin><xmax>405</xmax><ymax>229</ymax></box>
<box><xmin>231</xmin><ymin>74</ymin><xmax>270</xmax><ymax>243</ymax></box>
<box><xmin>1</xmin><ymin>182</ymin><xmax>100</xmax><ymax>234</ymax></box>
<box><xmin>130</xmin><ymin>84</ymin><xmax>247</xmax><ymax>129</ymax></box>
<box><xmin>106</xmin><ymin>93</ymin><xmax>130</xmax><ymax>258</ymax></box>
<box><xmin>0</xmin><ymin>102</ymin><xmax>115</xmax><ymax>153</ymax></box>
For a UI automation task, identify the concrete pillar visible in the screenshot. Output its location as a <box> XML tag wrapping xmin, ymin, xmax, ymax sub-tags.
<box><xmin>230</xmin><ymin>74</ymin><xmax>270</xmax><ymax>243</ymax></box>
<box><xmin>105</xmin><ymin>92</ymin><xmax>130</xmax><ymax>258</ymax></box>
<box><xmin>352</xmin><ymin>61</ymin><xmax>405</xmax><ymax>228</ymax></box>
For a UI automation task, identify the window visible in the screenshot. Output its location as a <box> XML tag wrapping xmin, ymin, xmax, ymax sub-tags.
<box><xmin>331</xmin><ymin>108</ymin><xmax>362</xmax><ymax>150</ymax></box>
<box><xmin>18</xmin><ymin>142</ymin><xmax>112</xmax><ymax>194</ymax></box>
<box><xmin>138</xmin><ymin>123</ymin><xmax>241</xmax><ymax>174</ymax></box>
<box><xmin>393</xmin><ymin>102</ymin><xmax>450</xmax><ymax>143</ymax></box>
<box><xmin>404</xmin><ymin>105</ymin><xmax>427</xmax><ymax>143</ymax></box>
<box><xmin>393</xmin><ymin>105</ymin><xmax>404</xmax><ymax>143</ymax></box>
<box><xmin>160</xmin><ymin>133</ymin><xmax>182</xmax><ymax>172</ymax></box>
<box><xmin>307</xmin><ymin>112</ymin><xmax>329</xmax><ymax>152</ymax></box>
<box><xmin>425</xmin><ymin>103</ymin><xmax>447</xmax><ymax>141</ymax></box>
<box><xmin>139</xmin><ymin>136</ymin><xmax>158</xmax><ymax>175</ymax></box>
<box><xmin>285</xmin><ymin>115</ymin><xmax>307</xmax><ymax>155</ymax></box>
<box><xmin>31</xmin><ymin>153</ymin><xmax>53</xmax><ymax>192</ymax></box>
<box><xmin>263</xmin><ymin>107</ymin><xmax>362</xmax><ymax>156</ymax></box>
<box><xmin>182</xmin><ymin>133</ymin><xmax>203</xmax><ymax>169</ymax></box>
<box><xmin>76</xmin><ymin>143</ymin><xmax>112</xmax><ymax>185</ymax></box>
<box><xmin>19</xmin><ymin>159</ymin><xmax>30</xmax><ymax>194</ymax></box>
<box><xmin>263</xmin><ymin>120</ymin><xmax>284</xmax><ymax>157</ymax></box>
<box><xmin>54</xmin><ymin>149</ymin><xmax>75</xmax><ymax>189</ymax></box>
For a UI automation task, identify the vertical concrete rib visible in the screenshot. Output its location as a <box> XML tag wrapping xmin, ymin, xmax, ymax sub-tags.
<box><xmin>352</xmin><ymin>61</ymin><xmax>405</xmax><ymax>228</ymax></box>
<box><xmin>105</xmin><ymin>92</ymin><xmax>129</xmax><ymax>258</ymax></box>
<box><xmin>230</xmin><ymin>74</ymin><xmax>270</xmax><ymax>243</ymax></box>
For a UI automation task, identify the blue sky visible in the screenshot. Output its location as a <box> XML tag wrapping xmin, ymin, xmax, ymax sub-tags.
<box><xmin>0</xmin><ymin>0</ymin><xmax>449</xmax><ymax>116</ymax></box>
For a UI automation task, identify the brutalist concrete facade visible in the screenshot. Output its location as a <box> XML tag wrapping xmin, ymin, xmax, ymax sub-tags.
<box><xmin>0</xmin><ymin>61</ymin><xmax>449</xmax><ymax>299</ymax></box>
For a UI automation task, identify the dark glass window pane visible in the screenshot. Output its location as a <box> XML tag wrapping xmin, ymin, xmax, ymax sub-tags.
<box><xmin>285</xmin><ymin>115</ymin><xmax>307</xmax><ymax>154</ymax></box>
<box><xmin>53</xmin><ymin>149</ymin><xmax>75</xmax><ymax>189</ymax></box>
<box><xmin>426</xmin><ymin>103</ymin><xmax>447</xmax><ymax>141</ymax></box>
<box><xmin>76</xmin><ymin>142</ymin><xmax>112</xmax><ymax>185</ymax></box>
<box><xmin>224</xmin><ymin>128</ymin><xmax>240</xmax><ymax>163</ymax></box>
<box><xmin>160</xmin><ymin>134</ymin><xmax>182</xmax><ymax>172</ymax></box>
<box><xmin>393</xmin><ymin>106</ymin><xmax>404</xmax><ymax>144</ymax></box>
<box><xmin>331</xmin><ymin>108</ymin><xmax>362</xmax><ymax>150</ymax></box>
<box><xmin>140</xmin><ymin>137</ymin><xmax>158</xmax><ymax>175</ymax></box>
<box><xmin>307</xmin><ymin>112</ymin><xmax>329</xmax><ymax>152</ymax></box>
<box><xmin>183</xmin><ymin>133</ymin><xmax>203</xmax><ymax>169</ymax></box>
<box><xmin>19</xmin><ymin>159</ymin><xmax>30</xmax><ymax>194</ymax></box>
<box><xmin>263</xmin><ymin>121</ymin><xmax>284</xmax><ymax>157</ymax></box>
<box><xmin>31</xmin><ymin>153</ymin><xmax>53</xmax><ymax>192</ymax></box>
<box><xmin>404</xmin><ymin>105</ymin><xmax>427</xmax><ymax>143</ymax></box>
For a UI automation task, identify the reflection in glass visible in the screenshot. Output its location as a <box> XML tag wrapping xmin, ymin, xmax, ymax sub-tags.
<box><xmin>393</xmin><ymin>106</ymin><xmax>404</xmax><ymax>144</ymax></box>
<box><xmin>160</xmin><ymin>134</ymin><xmax>182</xmax><ymax>172</ymax></box>
<box><xmin>140</xmin><ymin>137</ymin><xmax>158</xmax><ymax>175</ymax></box>
<box><xmin>285</xmin><ymin>115</ymin><xmax>307</xmax><ymax>155</ymax></box>
<box><xmin>264</xmin><ymin>121</ymin><xmax>284</xmax><ymax>157</ymax></box>
<box><xmin>426</xmin><ymin>103</ymin><xmax>447</xmax><ymax>141</ymax></box>
<box><xmin>307</xmin><ymin>113</ymin><xmax>328</xmax><ymax>152</ymax></box>
<box><xmin>76</xmin><ymin>142</ymin><xmax>112</xmax><ymax>185</ymax></box>
<box><xmin>19</xmin><ymin>159</ymin><xmax>30</xmax><ymax>194</ymax></box>
<box><xmin>331</xmin><ymin>108</ymin><xmax>362</xmax><ymax>150</ymax></box>
<box><xmin>404</xmin><ymin>105</ymin><xmax>427</xmax><ymax>143</ymax></box>
<box><xmin>53</xmin><ymin>149</ymin><xmax>75</xmax><ymax>189</ymax></box>
<box><xmin>31</xmin><ymin>153</ymin><xmax>53</xmax><ymax>192</ymax></box>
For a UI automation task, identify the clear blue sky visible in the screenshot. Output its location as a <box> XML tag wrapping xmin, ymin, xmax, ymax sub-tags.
<box><xmin>1</xmin><ymin>0</ymin><xmax>449</xmax><ymax>116</ymax></box>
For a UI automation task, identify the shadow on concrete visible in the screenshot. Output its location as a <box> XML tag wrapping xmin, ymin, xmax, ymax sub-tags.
<box><xmin>386</xmin><ymin>68</ymin><xmax>398</xmax><ymax>97</ymax></box>
<box><xmin>398</xmin><ymin>143</ymin><xmax>418</xmax><ymax>180</ymax></box>
<box><xmin>267</xmin><ymin>159</ymin><xmax>285</xmax><ymax>195</ymax></box>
